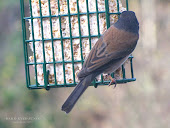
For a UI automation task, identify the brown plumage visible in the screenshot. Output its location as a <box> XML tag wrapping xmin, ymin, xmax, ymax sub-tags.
<box><xmin>62</xmin><ymin>11</ymin><xmax>139</xmax><ymax>113</ymax></box>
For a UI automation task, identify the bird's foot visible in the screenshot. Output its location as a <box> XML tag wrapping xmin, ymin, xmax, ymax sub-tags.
<box><xmin>108</xmin><ymin>75</ymin><xmax>117</xmax><ymax>88</ymax></box>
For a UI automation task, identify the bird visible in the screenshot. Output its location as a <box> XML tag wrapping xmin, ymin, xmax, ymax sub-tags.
<box><xmin>61</xmin><ymin>11</ymin><xmax>139</xmax><ymax>113</ymax></box>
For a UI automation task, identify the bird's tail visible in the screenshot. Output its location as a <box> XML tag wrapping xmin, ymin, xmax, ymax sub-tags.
<box><xmin>61</xmin><ymin>74</ymin><xmax>95</xmax><ymax>113</ymax></box>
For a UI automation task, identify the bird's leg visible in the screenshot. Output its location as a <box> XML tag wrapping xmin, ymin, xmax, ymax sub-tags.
<box><xmin>108</xmin><ymin>74</ymin><xmax>117</xmax><ymax>88</ymax></box>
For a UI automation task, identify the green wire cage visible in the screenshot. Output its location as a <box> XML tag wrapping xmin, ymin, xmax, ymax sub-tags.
<box><xmin>20</xmin><ymin>0</ymin><xmax>136</xmax><ymax>90</ymax></box>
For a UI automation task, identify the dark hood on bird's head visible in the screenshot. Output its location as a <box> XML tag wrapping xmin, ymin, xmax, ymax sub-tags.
<box><xmin>114</xmin><ymin>11</ymin><xmax>139</xmax><ymax>34</ymax></box>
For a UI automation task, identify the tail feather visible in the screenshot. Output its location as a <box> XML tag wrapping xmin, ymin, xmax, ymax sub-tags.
<box><xmin>61</xmin><ymin>74</ymin><xmax>95</xmax><ymax>113</ymax></box>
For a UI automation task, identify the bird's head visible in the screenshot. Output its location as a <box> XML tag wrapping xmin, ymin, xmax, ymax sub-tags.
<box><xmin>114</xmin><ymin>11</ymin><xmax>139</xmax><ymax>34</ymax></box>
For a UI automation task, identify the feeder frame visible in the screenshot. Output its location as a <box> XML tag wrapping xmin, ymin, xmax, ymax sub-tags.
<box><xmin>20</xmin><ymin>0</ymin><xmax>136</xmax><ymax>90</ymax></box>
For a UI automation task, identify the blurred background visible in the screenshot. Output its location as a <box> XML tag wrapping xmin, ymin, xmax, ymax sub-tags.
<box><xmin>0</xmin><ymin>0</ymin><xmax>170</xmax><ymax>128</ymax></box>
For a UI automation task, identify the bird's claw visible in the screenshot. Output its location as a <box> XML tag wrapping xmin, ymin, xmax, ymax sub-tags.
<box><xmin>108</xmin><ymin>75</ymin><xmax>117</xmax><ymax>89</ymax></box>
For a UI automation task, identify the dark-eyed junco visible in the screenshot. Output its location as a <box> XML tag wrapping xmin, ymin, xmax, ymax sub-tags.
<box><xmin>62</xmin><ymin>11</ymin><xmax>139</xmax><ymax>113</ymax></box>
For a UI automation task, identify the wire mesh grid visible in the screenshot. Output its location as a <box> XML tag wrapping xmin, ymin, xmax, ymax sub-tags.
<box><xmin>20</xmin><ymin>0</ymin><xmax>136</xmax><ymax>90</ymax></box>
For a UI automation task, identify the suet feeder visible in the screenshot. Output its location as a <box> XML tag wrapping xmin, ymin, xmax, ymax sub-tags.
<box><xmin>20</xmin><ymin>0</ymin><xmax>136</xmax><ymax>90</ymax></box>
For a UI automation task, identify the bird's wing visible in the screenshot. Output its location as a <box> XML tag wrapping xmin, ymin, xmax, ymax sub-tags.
<box><xmin>78</xmin><ymin>25</ymin><xmax>139</xmax><ymax>78</ymax></box>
